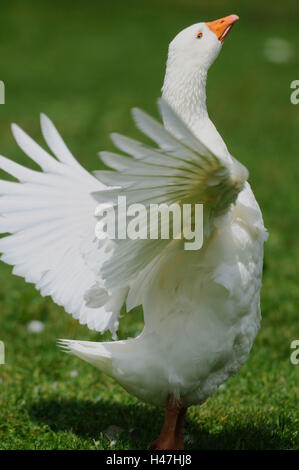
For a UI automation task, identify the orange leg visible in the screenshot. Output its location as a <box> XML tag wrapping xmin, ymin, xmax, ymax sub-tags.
<box><xmin>174</xmin><ymin>406</ymin><xmax>187</xmax><ymax>450</ymax></box>
<box><xmin>148</xmin><ymin>395</ymin><xmax>187</xmax><ymax>450</ymax></box>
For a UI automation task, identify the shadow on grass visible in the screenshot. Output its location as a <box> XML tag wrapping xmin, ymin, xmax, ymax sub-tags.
<box><xmin>28</xmin><ymin>398</ymin><xmax>291</xmax><ymax>450</ymax></box>
<box><xmin>29</xmin><ymin>398</ymin><xmax>160</xmax><ymax>449</ymax></box>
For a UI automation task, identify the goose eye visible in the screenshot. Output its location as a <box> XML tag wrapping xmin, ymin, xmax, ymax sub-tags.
<box><xmin>197</xmin><ymin>32</ymin><xmax>203</xmax><ymax>39</ymax></box>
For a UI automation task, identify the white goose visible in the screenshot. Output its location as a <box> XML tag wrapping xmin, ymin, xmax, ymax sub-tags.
<box><xmin>0</xmin><ymin>15</ymin><xmax>267</xmax><ymax>449</ymax></box>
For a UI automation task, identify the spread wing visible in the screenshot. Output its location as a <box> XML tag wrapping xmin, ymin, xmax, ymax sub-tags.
<box><xmin>0</xmin><ymin>115</ymin><xmax>126</xmax><ymax>337</ymax></box>
<box><xmin>0</xmin><ymin>100</ymin><xmax>248</xmax><ymax>336</ymax></box>
<box><xmin>94</xmin><ymin>99</ymin><xmax>249</xmax><ymax>292</ymax></box>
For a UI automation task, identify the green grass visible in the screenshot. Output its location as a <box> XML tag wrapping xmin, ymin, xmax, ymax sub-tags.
<box><xmin>0</xmin><ymin>0</ymin><xmax>298</xmax><ymax>450</ymax></box>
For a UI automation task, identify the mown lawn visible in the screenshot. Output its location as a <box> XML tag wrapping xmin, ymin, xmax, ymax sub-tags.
<box><xmin>0</xmin><ymin>0</ymin><xmax>298</xmax><ymax>450</ymax></box>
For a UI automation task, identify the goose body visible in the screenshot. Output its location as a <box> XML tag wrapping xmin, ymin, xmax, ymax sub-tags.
<box><xmin>0</xmin><ymin>15</ymin><xmax>267</xmax><ymax>447</ymax></box>
<box><xmin>79</xmin><ymin>195</ymin><xmax>265</xmax><ymax>408</ymax></box>
<box><xmin>63</xmin><ymin>131</ymin><xmax>266</xmax><ymax>409</ymax></box>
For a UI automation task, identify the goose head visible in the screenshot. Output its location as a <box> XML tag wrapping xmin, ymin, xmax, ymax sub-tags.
<box><xmin>167</xmin><ymin>15</ymin><xmax>239</xmax><ymax>71</ymax></box>
<box><xmin>162</xmin><ymin>15</ymin><xmax>239</xmax><ymax>127</ymax></box>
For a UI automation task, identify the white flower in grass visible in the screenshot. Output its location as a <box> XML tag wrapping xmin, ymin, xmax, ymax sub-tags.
<box><xmin>27</xmin><ymin>320</ymin><xmax>45</xmax><ymax>333</ymax></box>
<box><xmin>69</xmin><ymin>369</ymin><xmax>78</xmax><ymax>377</ymax></box>
<box><xmin>264</xmin><ymin>38</ymin><xmax>294</xmax><ymax>64</ymax></box>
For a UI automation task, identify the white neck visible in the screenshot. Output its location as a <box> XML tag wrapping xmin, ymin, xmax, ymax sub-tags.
<box><xmin>161</xmin><ymin>62</ymin><xmax>231</xmax><ymax>160</ymax></box>
<box><xmin>162</xmin><ymin>65</ymin><xmax>209</xmax><ymax>133</ymax></box>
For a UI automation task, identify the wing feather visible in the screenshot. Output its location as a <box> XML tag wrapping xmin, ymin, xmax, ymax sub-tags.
<box><xmin>0</xmin><ymin>100</ymin><xmax>249</xmax><ymax>335</ymax></box>
<box><xmin>94</xmin><ymin>99</ymin><xmax>248</xmax><ymax>291</ymax></box>
<box><xmin>0</xmin><ymin>116</ymin><xmax>126</xmax><ymax>336</ymax></box>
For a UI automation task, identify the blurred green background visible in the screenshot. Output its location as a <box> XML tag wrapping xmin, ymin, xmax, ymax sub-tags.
<box><xmin>0</xmin><ymin>0</ymin><xmax>298</xmax><ymax>450</ymax></box>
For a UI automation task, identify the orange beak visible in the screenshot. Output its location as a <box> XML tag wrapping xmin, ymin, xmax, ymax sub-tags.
<box><xmin>206</xmin><ymin>14</ymin><xmax>239</xmax><ymax>42</ymax></box>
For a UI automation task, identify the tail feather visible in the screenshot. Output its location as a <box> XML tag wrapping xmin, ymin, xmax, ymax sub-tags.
<box><xmin>58</xmin><ymin>339</ymin><xmax>113</xmax><ymax>376</ymax></box>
